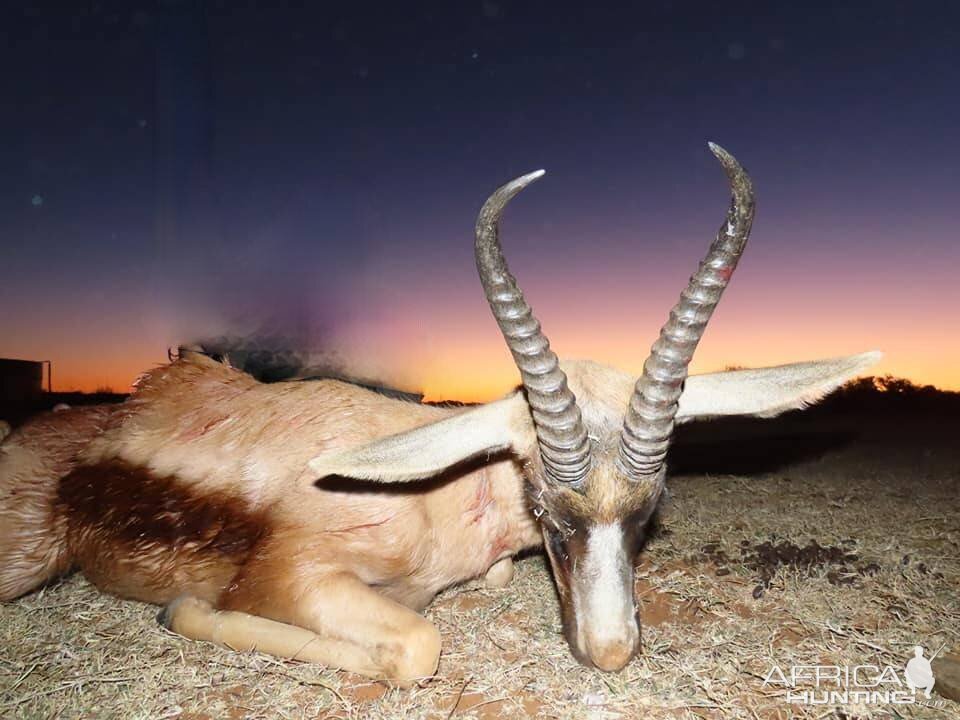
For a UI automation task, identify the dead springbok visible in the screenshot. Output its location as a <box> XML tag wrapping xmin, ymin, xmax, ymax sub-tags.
<box><xmin>0</xmin><ymin>144</ymin><xmax>879</xmax><ymax>685</ymax></box>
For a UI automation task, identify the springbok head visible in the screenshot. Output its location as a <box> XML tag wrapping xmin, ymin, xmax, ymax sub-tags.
<box><xmin>307</xmin><ymin>143</ymin><xmax>880</xmax><ymax>671</ymax></box>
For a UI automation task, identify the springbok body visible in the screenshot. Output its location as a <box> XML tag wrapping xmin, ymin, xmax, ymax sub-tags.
<box><xmin>0</xmin><ymin>145</ymin><xmax>879</xmax><ymax>684</ymax></box>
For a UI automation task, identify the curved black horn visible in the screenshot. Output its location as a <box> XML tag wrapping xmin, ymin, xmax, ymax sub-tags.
<box><xmin>619</xmin><ymin>143</ymin><xmax>756</xmax><ymax>480</ymax></box>
<box><xmin>475</xmin><ymin>171</ymin><xmax>591</xmax><ymax>485</ymax></box>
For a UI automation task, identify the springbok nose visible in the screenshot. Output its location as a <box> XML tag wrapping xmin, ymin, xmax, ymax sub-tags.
<box><xmin>586</xmin><ymin>637</ymin><xmax>638</xmax><ymax>672</ymax></box>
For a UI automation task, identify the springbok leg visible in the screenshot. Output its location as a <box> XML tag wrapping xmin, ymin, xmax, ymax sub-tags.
<box><xmin>174</xmin><ymin>572</ymin><xmax>441</xmax><ymax>686</ymax></box>
<box><xmin>158</xmin><ymin>595</ymin><xmax>393</xmax><ymax>677</ymax></box>
<box><xmin>483</xmin><ymin>557</ymin><xmax>514</xmax><ymax>588</ymax></box>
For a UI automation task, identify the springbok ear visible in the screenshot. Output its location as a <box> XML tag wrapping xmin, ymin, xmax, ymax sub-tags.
<box><xmin>676</xmin><ymin>351</ymin><xmax>882</xmax><ymax>422</ymax></box>
<box><xmin>305</xmin><ymin>393</ymin><xmax>533</xmax><ymax>484</ymax></box>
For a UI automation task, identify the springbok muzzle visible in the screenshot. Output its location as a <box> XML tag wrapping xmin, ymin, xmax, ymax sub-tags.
<box><xmin>572</xmin><ymin>522</ymin><xmax>640</xmax><ymax>671</ymax></box>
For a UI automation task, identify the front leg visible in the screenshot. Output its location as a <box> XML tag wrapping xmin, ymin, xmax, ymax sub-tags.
<box><xmin>483</xmin><ymin>557</ymin><xmax>514</xmax><ymax>588</ymax></box>
<box><xmin>162</xmin><ymin>572</ymin><xmax>441</xmax><ymax>687</ymax></box>
<box><xmin>160</xmin><ymin>596</ymin><xmax>389</xmax><ymax>678</ymax></box>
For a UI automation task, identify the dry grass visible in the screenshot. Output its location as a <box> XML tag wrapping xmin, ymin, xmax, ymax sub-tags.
<box><xmin>2</xmin><ymin>414</ymin><xmax>958</xmax><ymax>719</ymax></box>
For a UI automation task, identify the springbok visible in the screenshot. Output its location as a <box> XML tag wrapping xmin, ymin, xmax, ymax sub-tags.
<box><xmin>0</xmin><ymin>144</ymin><xmax>879</xmax><ymax>685</ymax></box>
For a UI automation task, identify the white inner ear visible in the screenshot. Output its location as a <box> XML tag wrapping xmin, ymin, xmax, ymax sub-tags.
<box><xmin>561</xmin><ymin>352</ymin><xmax>881</xmax><ymax>431</ymax></box>
<box><xmin>676</xmin><ymin>351</ymin><xmax>882</xmax><ymax>422</ymax></box>
<box><xmin>306</xmin><ymin>392</ymin><xmax>533</xmax><ymax>484</ymax></box>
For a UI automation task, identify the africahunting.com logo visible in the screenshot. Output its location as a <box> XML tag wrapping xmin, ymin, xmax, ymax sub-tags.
<box><xmin>762</xmin><ymin>646</ymin><xmax>938</xmax><ymax>706</ymax></box>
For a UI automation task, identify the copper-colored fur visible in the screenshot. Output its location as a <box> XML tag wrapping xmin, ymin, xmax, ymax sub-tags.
<box><xmin>1</xmin><ymin>150</ymin><xmax>883</xmax><ymax>682</ymax></box>
<box><xmin>0</xmin><ymin>353</ymin><xmax>539</xmax><ymax>684</ymax></box>
<box><xmin>58</xmin><ymin>461</ymin><xmax>268</xmax><ymax>604</ymax></box>
<box><xmin>0</xmin><ymin>348</ymin><xmax>877</xmax><ymax>684</ymax></box>
<box><xmin>1</xmin><ymin>354</ymin><xmax>540</xmax><ymax>607</ymax></box>
<box><xmin>0</xmin><ymin>406</ymin><xmax>113</xmax><ymax>600</ymax></box>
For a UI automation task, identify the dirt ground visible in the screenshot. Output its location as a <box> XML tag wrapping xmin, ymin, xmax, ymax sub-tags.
<box><xmin>1</xmin><ymin>409</ymin><xmax>958</xmax><ymax>719</ymax></box>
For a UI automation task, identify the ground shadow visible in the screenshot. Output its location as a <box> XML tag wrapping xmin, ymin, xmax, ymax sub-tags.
<box><xmin>669</xmin><ymin>415</ymin><xmax>859</xmax><ymax>476</ymax></box>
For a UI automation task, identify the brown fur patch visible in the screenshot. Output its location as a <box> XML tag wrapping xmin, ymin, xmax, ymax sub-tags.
<box><xmin>0</xmin><ymin>405</ymin><xmax>115</xmax><ymax>601</ymax></box>
<box><xmin>528</xmin><ymin>446</ymin><xmax>661</xmax><ymax>668</ymax></box>
<box><xmin>57</xmin><ymin>461</ymin><xmax>270</xmax><ymax>605</ymax></box>
<box><xmin>527</xmin><ymin>445</ymin><xmax>662</xmax><ymax>529</ymax></box>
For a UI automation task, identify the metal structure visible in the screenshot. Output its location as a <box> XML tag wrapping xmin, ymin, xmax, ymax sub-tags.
<box><xmin>0</xmin><ymin>359</ymin><xmax>50</xmax><ymax>406</ymax></box>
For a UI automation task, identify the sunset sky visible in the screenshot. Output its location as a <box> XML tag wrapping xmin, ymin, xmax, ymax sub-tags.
<box><xmin>2</xmin><ymin>2</ymin><xmax>958</xmax><ymax>400</ymax></box>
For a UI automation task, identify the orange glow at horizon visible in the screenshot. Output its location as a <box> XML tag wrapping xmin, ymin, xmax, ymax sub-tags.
<box><xmin>8</xmin><ymin>288</ymin><xmax>954</xmax><ymax>401</ymax></box>
<box><xmin>5</xmin><ymin>226</ymin><xmax>959</xmax><ymax>400</ymax></box>
<box><xmin>11</xmin><ymin>323</ymin><xmax>956</xmax><ymax>401</ymax></box>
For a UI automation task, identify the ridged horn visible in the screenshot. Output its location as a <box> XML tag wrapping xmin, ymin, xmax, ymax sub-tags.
<box><xmin>475</xmin><ymin>170</ymin><xmax>591</xmax><ymax>484</ymax></box>
<box><xmin>619</xmin><ymin>143</ymin><xmax>756</xmax><ymax>480</ymax></box>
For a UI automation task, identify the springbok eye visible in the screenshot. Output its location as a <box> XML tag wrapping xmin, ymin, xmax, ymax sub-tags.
<box><xmin>546</xmin><ymin>526</ymin><xmax>569</xmax><ymax>563</ymax></box>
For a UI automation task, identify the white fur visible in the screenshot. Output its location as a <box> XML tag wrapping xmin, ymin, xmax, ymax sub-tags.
<box><xmin>574</xmin><ymin>522</ymin><xmax>638</xmax><ymax>655</ymax></box>
<box><xmin>567</xmin><ymin>352</ymin><xmax>882</xmax><ymax>432</ymax></box>
<box><xmin>677</xmin><ymin>351</ymin><xmax>882</xmax><ymax>420</ymax></box>
<box><xmin>303</xmin><ymin>352</ymin><xmax>881</xmax><ymax>487</ymax></box>
<box><xmin>306</xmin><ymin>394</ymin><xmax>533</xmax><ymax>484</ymax></box>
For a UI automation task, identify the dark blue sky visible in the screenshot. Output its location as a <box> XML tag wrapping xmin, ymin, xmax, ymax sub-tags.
<box><xmin>2</xmin><ymin>1</ymin><xmax>958</xmax><ymax>394</ymax></box>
